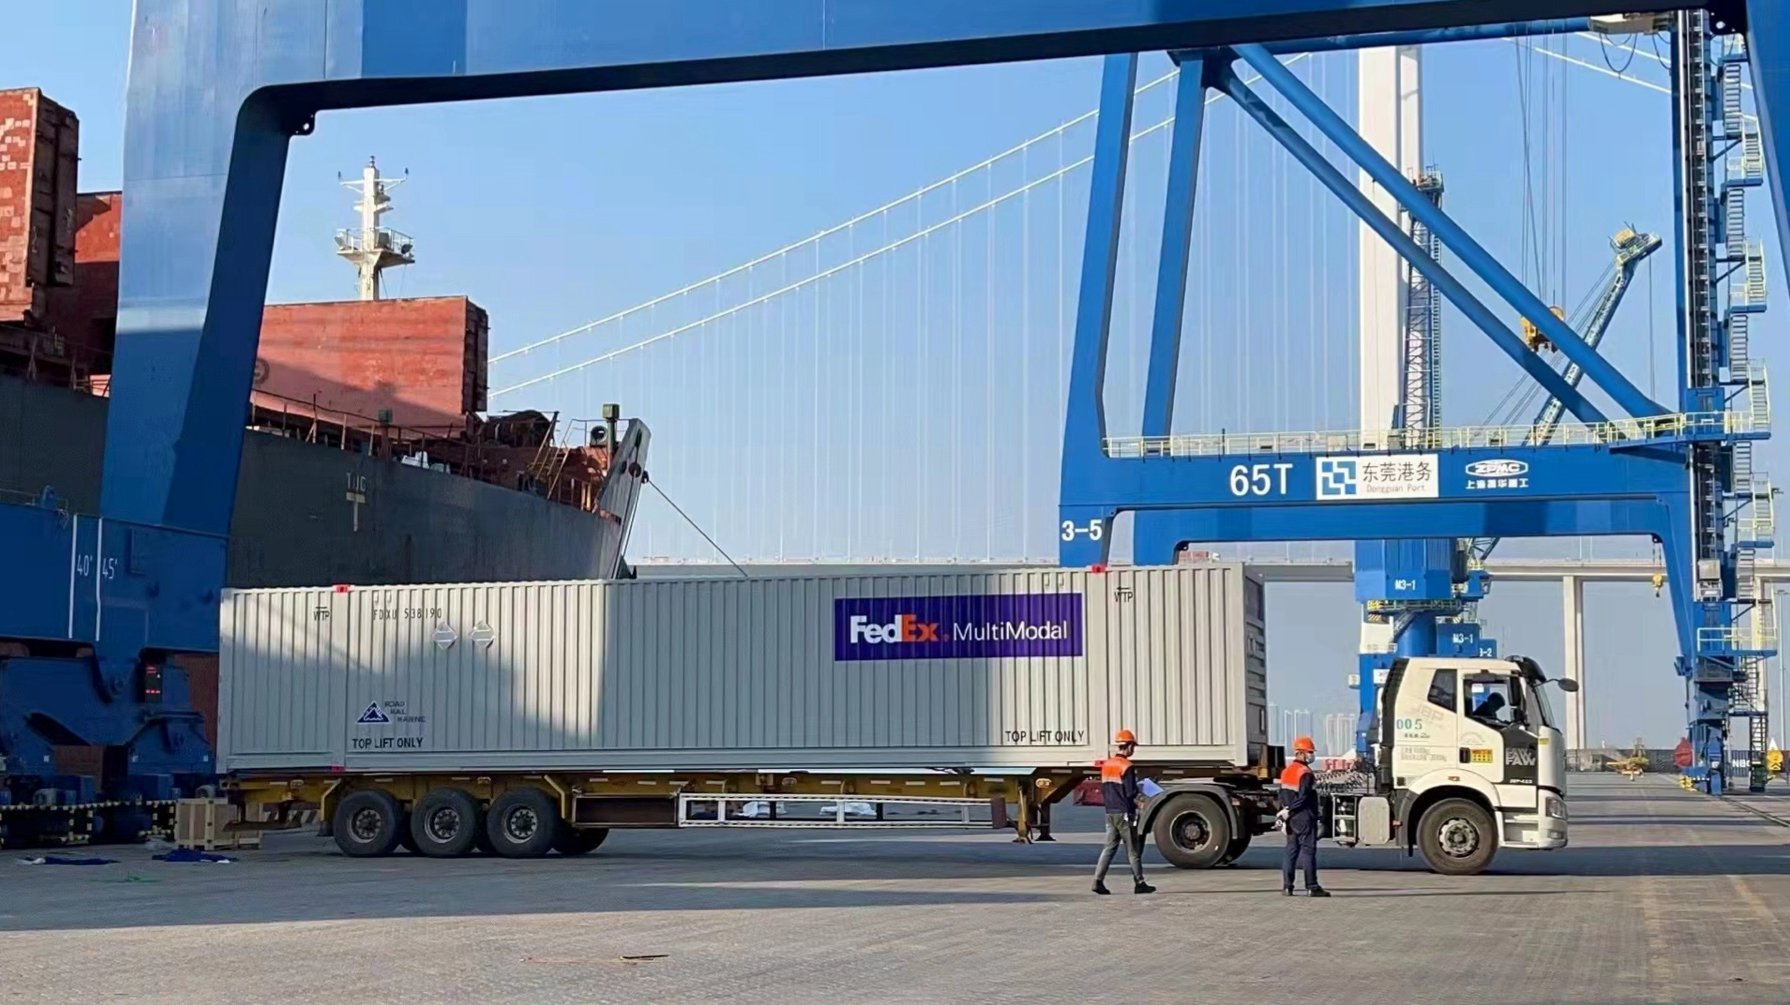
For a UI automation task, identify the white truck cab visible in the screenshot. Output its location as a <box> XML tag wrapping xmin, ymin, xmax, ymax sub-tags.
<box><xmin>1328</xmin><ymin>654</ymin><xmax>1575</xmax><ymax>875</ymax></box>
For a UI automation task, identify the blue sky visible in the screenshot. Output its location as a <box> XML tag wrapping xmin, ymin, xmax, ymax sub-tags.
<box><xmin>8</xmin><ymin>1</ymin><xmax>1783</xmax><ymax>746</ymax></box>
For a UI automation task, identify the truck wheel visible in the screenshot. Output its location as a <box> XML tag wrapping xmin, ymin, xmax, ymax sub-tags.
<box><xmin>333</xmin><ymin>790</ymin><xmax>403</xmax><ymax>857</ymax></box>
<box><xmin>486</xmin><ymin>789</ymin><xmax>560</xmax><ymax>859</ymax></box>
<box><xmin>1151</xmin><ymin>794</ymin><xmax>1233</xmax><ymax>869</ymax></box>
<box><xmin>1218</xmin><ymin>833</ymin><xmax>1252</xmax><ymax>866</ymax></box>
<box><xmin>1418</xmin><ymin>798</ymin><xmax>1498</xmax><ymax>876</ymax></box>
<box><xmin>552</xmin><ymin>824</ymin><xmax>610</xmax><ymax>856</ymax></box>
<box><xmin>410</xmin><ymin>788</ymin><xmax>481</xmax><ymax>858</ymax></box>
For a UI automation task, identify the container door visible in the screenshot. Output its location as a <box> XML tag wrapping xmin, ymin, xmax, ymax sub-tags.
<box><xmin>216</xmin><ymin>587</ymin><xmax>346</xmax><ymax>771</ymax></box>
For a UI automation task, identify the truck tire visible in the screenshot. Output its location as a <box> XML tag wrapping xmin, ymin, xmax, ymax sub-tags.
<box><xmin>410</xmin><ymin>787</ymin><xmax>482</xmax><ymax>858</ymax></box>
<box><xmin>485</xmin><ymin>789</ymin><xmax>560</xmax><ymax>859</ymax></box>
<box><xmin>552</xmin><ymin>825</ymin><xmax>610</xmax><ymax>856</ymax></box>
<box><xmin>1417</xmin><ymin>798</ymin><xmax>1498</xmax><ymax>876</ymax></box>
<box><xmin>1151</xmin><ymin>793</ymin><xmax>1233</xmax><ymax>869</ymax></box>
<box><xmin>1218</xmin><ymin>833</ymin><xmax>1252</xmax><ymax>866</ymax></box>
<box><xmin>333</xmin><ymin>790</ymin><xmax>404</xmax><ymax>857</ymax></box>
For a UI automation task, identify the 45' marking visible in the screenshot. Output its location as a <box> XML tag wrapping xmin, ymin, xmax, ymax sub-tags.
<box><xmin>1061</xmin><ymin>519</ymin><xmax>1105</xmax><ymax>542</ymax></box>
<box><xmin>1229</xmin><ymin>463</ymin><xmax>1293</xmax><ymax>497</ymax></box>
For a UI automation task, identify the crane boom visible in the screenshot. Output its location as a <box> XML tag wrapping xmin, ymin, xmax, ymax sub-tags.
<box><xmin>1470</xmin><ymin>227</ymin><xmax>1663</xmax><ymax>562</ymax></box>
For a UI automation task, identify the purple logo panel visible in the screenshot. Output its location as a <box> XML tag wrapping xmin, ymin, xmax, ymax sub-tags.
<box><xmin>834</xmin><ymin>593</ymin><xmax>1084</xmax><ymax>662</ymax></box>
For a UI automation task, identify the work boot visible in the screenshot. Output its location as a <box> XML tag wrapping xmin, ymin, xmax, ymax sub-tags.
<box><xmin>1134</xmin><ymin>880</ymin><xmax>1156</xmax><ymax>894</ymax></box>
<box><xmin>1283</xmin><ymin>887</ymin><xmax>1294</xmax><ymax>897</ymax></box>
<box><xmin>1092</xmin><ymin>881</ymin><xmax>1111</xmax><ymax>895</ymax></box>
<box><xmin>1308</xmin><ymin>887</ymin><xmax>1332</xmax><ymax>898</ymax></box>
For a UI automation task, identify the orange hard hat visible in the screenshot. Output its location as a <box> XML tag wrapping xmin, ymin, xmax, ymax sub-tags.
<box><xmin>1292</xmin><ymin>736</ymin><xmax>1316</xmax><ymax>754</ymax></box>
<box><xmin>1113</xmin><ymin>728</ymin><xmax>1137</xmax><ymax>745</ymax></box>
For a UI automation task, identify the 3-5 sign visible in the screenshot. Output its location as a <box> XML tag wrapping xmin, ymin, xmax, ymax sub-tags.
<box><xmin>1228</xmin><ymin>462</ymin><xmax>1292</xmax><ymax>497</ymax></box>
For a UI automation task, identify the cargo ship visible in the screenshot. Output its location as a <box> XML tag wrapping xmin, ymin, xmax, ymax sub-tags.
<box><xmin>1</xmin><ymin>86</ymin><xmax>649</xmax><ymax>592</ymax></box>
<box><xmin>2</xmin><ymin>85</ymin><xmax>649</xmax><ymax>778</ymax></box>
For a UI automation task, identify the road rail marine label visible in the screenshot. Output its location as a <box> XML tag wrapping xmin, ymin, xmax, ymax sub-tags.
<box><xmin>834</xmin><ymin>593</ymin><xmax>1083</xmax><ymax>661</ymax></box>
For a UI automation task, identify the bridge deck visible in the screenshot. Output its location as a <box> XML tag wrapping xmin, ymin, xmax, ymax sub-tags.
<box><xmin>1</xmin><ymin>775</ymin><xmax>1786</xmax><ymax>1003</ymax></box>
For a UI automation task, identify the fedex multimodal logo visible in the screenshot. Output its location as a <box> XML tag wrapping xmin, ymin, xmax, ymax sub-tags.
<box><xmin>834</xmin><ymin>593</ymin><xmax>1083</xmax><ymax>662</ymax></box>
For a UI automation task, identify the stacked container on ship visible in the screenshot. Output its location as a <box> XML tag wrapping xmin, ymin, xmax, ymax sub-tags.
<box><xmin>216</xmin><ymin>563</ymin><xmax>1281</xmax><ymax>866</ymax></box>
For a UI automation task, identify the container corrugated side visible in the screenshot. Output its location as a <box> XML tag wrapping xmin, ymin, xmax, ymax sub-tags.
<box><xmin>218</xmin><ymin>565</ymin><xmax>1266</xmax><ymax>774</ymax></box>
<box><xmin>254</xmin><ymin>296</ymin><xmax>484</xmax><ymax>430</ymax></box>
<box><xmin>0</xmin><ymin>88</ymin><xmax>77</xmax><ymax>324</ymax></box>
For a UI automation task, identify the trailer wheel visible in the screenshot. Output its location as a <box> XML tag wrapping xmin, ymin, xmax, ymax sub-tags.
<box><xmin>485</xmin><ymin>789</ymin><xmax>560</xmax><ymax>859</ymax></box>
<box><xmin>1151</xmin><ymin>793</ymin><xmax>1233</xmax><ymax>869</ymax></box>
<box><xmin>552</xmin><ymin>825</ymin><xmax>610</xmax><ymax>856</ymax></box>
<box><xmin>1417</xmin><ymin>798</ymin><xmax>1498</xmax><ymax>876</ymax></box>
<box><xmin>333</xmin><ymin>790</ymin><xmax>404</xmax><ymax>857</ymax></box>
<box><xmin>1218</xmin><ymin>833</ymin><xmax>1252</xmax><ymax>866</ymax></box>
<box><xmin>410</xmin><ymin>788</ymin><xmax>482</xmax><ymax>858</ymax></box>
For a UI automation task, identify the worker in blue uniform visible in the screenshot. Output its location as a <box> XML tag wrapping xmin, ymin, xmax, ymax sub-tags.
<box><xmin>1277</xmin><ymin>735</ymin><xmax>1331</xmax><ymax>897</ymax></box>
<box><xmin>1092</xmin><ymin>728</ymin><xmax>1156</xmax><ymax>895</ymax></box>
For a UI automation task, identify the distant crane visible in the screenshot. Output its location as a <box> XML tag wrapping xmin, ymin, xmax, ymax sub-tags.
<box><xmin>1469</xmin><ymin>226</ymin><xmax>1665</xmax><ymax>564</ymax></box>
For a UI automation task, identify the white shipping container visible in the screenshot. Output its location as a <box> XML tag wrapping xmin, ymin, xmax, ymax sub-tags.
<box><xmin>217</xmin><ymin>565</ymin><xmax>1268</xmax><ymax>774</ymax></box>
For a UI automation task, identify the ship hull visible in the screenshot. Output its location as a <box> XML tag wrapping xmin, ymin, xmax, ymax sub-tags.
<box><xmin>3</xmin><ymin>373</ymin><xmax>628</xmax><ymax>588</ymax></box>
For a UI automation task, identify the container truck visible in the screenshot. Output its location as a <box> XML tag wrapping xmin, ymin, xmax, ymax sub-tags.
<box><xmin>205</xmin><ymin>563</ymin><xmax>1571</xmax><ymax>875</ymax></box>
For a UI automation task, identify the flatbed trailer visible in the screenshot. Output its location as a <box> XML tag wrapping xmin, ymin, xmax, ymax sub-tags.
<box><xmin>218</xmin><ymin>754</ymin><xmax>1287</xmax><ymax>865</ymax></box>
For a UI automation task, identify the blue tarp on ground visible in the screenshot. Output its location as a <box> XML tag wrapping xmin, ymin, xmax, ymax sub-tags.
<box><xmin>153</xmin><ymin>849</ymin><xmax>235</xmax><ymax>864</ymax></box>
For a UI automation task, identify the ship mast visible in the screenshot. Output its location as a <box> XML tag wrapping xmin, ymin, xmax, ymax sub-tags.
<box><xmin>333</xmin><ymin>157</ymin><xmax>414</xmax><ymax>300</ymax></box>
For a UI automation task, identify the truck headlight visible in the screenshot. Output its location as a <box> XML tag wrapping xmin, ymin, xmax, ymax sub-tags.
<box><xmin>1545</xmin><ymin>795</ymin><xmax>1568</xmax><ymax>820</ymax></box>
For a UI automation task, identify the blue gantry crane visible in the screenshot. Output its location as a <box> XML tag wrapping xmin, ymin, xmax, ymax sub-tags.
<box><xmin>1</xmin><ymin>1</ymin><xmax>1789</xmax><ymax>842</ymax></box>
<box><xmin>1060</xmin><ymin>8</ymin><xmax>1783</xmax><ymax>796</ymax></box>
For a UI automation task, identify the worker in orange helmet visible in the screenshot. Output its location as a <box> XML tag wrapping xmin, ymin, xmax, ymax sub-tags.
<box><xmin>1092</xmin><ymin>727</ymin><xmax>1155</xmax><ymax>895</ymax></box>
<box><xmin>1276</xmin><ymin>736</ymin><xmax>1330</xmax><ymax>897</ymax></box>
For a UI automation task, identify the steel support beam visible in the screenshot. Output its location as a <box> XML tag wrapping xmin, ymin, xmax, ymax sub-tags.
<box><xmin>1062</xmin><ymin>54</ymin><xmax>1137</xmax><ymax>466</ymax></box>
<box><xmin>1141</xmin><ymin>62</ymin><xmax>1210</xmax><ymax>438</ymax></box>
<box><xmin>1746</xmin><ymin>0</ymin><xmax>1790</xmax><ymax>295</ymax></box>
<box><xmin>1250</xmin><ymin>18</ymin><xmax>1596</xmax><ymax>55</ymax></box>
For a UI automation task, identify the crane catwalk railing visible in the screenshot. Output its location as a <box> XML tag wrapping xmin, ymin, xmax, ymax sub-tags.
<box><xmin>1104</xmin><ymin>409</ymin><xmax>1765</xmax><ymax>460</ymax></box>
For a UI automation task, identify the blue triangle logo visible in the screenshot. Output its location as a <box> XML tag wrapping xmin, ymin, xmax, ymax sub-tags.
<box><xmin>356</xmin><ymin>702</ymin><xmax>390</xmax><ymax>724</ymax></box>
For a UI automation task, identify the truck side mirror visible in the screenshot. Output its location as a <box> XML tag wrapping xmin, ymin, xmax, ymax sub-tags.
<box><xmin>1554</xmin><ymin>678</ymin><xmax>1580</xmax><ymax>694</ymax></box>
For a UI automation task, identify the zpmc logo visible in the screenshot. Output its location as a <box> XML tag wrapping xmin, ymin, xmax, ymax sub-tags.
<box><xmin>848</xmin><ymin>613</ymin><xmax>940</xmax><ymax>644</ymax></box>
